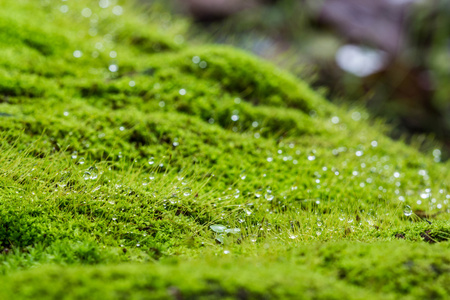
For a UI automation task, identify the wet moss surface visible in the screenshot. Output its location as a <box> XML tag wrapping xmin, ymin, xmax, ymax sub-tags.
<box><xmin>0</xmin><ymin>0</ymin><xmax>449</xmax><ymax>299</ymax></box>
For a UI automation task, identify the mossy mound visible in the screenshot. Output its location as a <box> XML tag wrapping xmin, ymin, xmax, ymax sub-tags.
<box><xmin>0</xmin><ymin>0</ymin><xmax>449</xmax><ymax>299</ymax></box>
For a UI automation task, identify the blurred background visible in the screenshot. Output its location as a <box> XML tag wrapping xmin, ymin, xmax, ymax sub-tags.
<box><xmin>149</xmin><ymin>0</ymin><xmax>450</xmax><ymax>158</ymax></box>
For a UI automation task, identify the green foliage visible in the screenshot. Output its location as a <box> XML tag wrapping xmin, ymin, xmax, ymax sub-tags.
<box><xmin>0</xmin><ymin>0</ymin><xmax>449</xmax><ymax>299</ymax></box>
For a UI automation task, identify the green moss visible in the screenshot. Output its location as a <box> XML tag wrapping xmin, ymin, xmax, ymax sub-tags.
<box><xmin>0</xmin><ymin>0</ymin><xmax>449</xmax><ymax>298</ymax></box>
<box><xmin>1</xmin><ymin>242</ymin><xmax>449</xmax><ymax>299</ymax></box>
<box><xmin>0</xmin><ymin>259</ymin><xmax>385</xmax><ymax>300</ymax></box>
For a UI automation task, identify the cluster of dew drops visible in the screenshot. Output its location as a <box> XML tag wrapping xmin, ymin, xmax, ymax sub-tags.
<box><xmin>48</xmin><ymin>0</ymin><xmax>450</xmax><ymax>246</ymax></box>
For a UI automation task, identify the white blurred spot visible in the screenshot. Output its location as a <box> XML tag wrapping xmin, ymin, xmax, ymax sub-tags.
<box><xmin>81</xmin><ymin>8</ymin><xmax>92</xmax><ymax>18</ymax></box>
<box><xmin>60</xmin><ymin>5</ymin><xmax>69</xmax><ymax>13</ymax></box>
<box><xmin>109</xmin><ymin>64</ymin><xmax>118</xmax><ymax>72</ymax></box>
<box><xmin>336</xmin><ymin>45</ymin><xmax>388</xmax><ymax>77</ymax></box>
<box><xmin>112</xmin><ymin>5</ymin><xmax>123</xmax><ymax>16</ymax></box>
<box><xmin>99</xmin><ymin>0</ymin><xmax>109</xmax><ymax>9</ymax></box>
<box><xmin>73</xmin><ymin>50</ymin><xmax>82</xmax><ymax>58</ymax></box>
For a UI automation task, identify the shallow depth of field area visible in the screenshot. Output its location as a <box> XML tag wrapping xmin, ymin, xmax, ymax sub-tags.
<box><xmin>0</xmin><ymin>1</ymin><xmax>449</xmax><ymax>299</ymax></box>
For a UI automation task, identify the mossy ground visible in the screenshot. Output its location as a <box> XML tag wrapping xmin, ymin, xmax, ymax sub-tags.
<box><xmin>0</xmin><ymin>0</ymin><xmax>449</xmax><ymax>299</ymax></box>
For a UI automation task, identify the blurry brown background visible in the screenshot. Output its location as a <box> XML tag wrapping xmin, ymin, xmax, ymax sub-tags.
<box><xmin>155</xmin><ymin>0</ymin><xmax>450</xmax><ymax>157</ymax></box>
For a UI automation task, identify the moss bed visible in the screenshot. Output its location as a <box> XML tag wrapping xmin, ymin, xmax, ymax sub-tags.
<box><xmin>0</xmin><ymin>0</ymin><xmax>449</xmax><ymax>299</ymax></box>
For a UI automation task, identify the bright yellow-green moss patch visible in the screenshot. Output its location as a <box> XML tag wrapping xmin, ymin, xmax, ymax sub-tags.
<box><xmin>0</xmin><ymin>0</ymin><xmax>449</xmax><ymax>299</ymax></box>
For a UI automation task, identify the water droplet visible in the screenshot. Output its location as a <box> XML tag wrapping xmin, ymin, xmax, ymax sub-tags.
<box><xmin>404</xmin><ymin>205</ymin><xmax>413</xmax><ymax>217</ymax></box>
<box><xmin>231</xmin><ymin>115</ymin><xmax>239</xmax><ymax>121</ymax></box>
<box><xmin>109</xmin><ymin>64</ymin><xmax>118</xmax><ymax>72</ymax></box>
<box><xmin>99</xmin><ymin>0</ymin><xmax>109</xmax><ymax>8</ymax></box>
<box><xmin>192</xmin><ymin>56</ymin><xmax>200</xmax><ymax>64</ymax></box>
<box><xmin>308</xmin><ymin>155</ymin><xmax>316</xmax><ymax>161</ymax></box>
<box><xmin>420</xmin><ymin>193</ymin><xmax>430</xmax><ymax>199</ymax></box>
<box><xmin>73</xmin><ymin>50</ymin><xmax>82</xmax><ymax>58</ymax></box>
<box><xmin>265</xmin><ymin>194</ymin><xmax>274</xmax><ymax>201</ymax></box>
<box><xmin>84</xmin><ymin>166</ymin><xmax>98</xmax><ymax>180</ymax></box>
<box><xmin>225</xmin><ymin>228</ymin><xmax>241</xmax><ymax>234</ymax></box>
<box><xmin>210</xmin><ymin>224</ymin><xmax>227</xmax><ymax>233</ymax></box>
<box><xmin>112</xmin><ymin>5</ymin><xmax>123</xmax><ymax>15</ymax></box>
<box><xmin>179</xmin><ymin>89</ymin><xmax>186</xmax><ymax>96</ymax></box>
<box><xmin>81</xmin><ymin>7</ymin><xmax>92</xmax><ymax>17</ymax></box>
<box><xmin>352</xmin><ymin>111</ymin><xmax>361</xmax><ymax>121</ymax></box>
<box><xmin>316</xmin><ymin>218</ymin><xmax>323</xmax><ymax>227</ymax></box>
<box><xmin>331</xmin><ymin>116</ymin><xmax>340</xmax><ymax>124</ymax></box>
<box><xmin>433</xmin><ymin>149</ymin><xmax>441</xmax><ymax>157</ymax></box>
<box><xmin>418</xmin><ymin>170</ymin><xmax>427</xmax><ymax>176</ymax></box>
<box><xmin>60</xmin><ymin>5</ymin><xmax>69</xmax><ymax>13</ymax></box>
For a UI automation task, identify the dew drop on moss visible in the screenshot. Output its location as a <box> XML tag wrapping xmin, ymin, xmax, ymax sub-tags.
<box><xmin>81</xmin><ymin>8</ymin><xmax>92</xmax><ymax>18</ymax></box>
<box><xmin>265</xmin><ymin>194</ymin><xmax>274</xmax><ymax>201</ymax></box>
<box><xmin>112</xmin><ymin>5</ymin><xmax>123</xmax><ymax>16</ymax></box>
<box><xmin>404</xmin><ymin>205</ymin><xmax>413</xmax><ymax>217</ymax></box>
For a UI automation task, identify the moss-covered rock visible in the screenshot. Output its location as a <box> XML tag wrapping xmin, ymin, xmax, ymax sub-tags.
<box><xmin>0</xmin><ymin>0</ymin><xmax>449</xmax><ymax>298</ymax></box>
